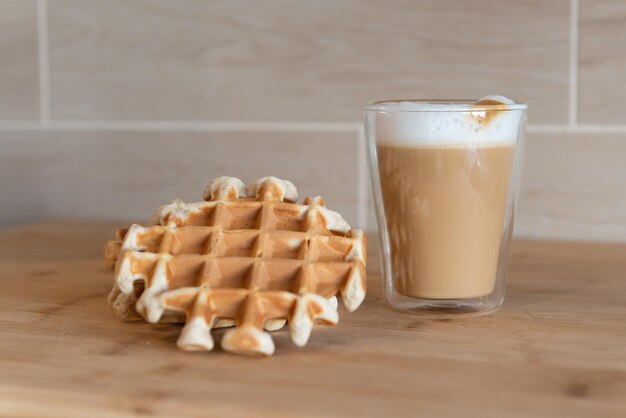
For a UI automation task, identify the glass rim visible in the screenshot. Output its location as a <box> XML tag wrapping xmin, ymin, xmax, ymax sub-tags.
<box><xmin>363</xmin><ymin>99</ymin><xmax>528</xmax><ymax>112</ymax></box>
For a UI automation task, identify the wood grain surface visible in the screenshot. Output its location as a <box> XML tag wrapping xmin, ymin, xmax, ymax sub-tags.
<box><xmin>0</xmin><ymin>221</ymin><xmax>625</xmax><ymax>417</ymax></box>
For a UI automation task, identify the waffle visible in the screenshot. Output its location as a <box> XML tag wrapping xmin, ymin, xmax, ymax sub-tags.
<box><xmin>106</xmin><ymin>176</ymin><xmax>366</xmax><ymax>355</ymax></box>
<box><xmin>103</xmin><ymin>228</ymin><xmax>127</xmax><ymax>269</ymax></box>
<box><xmin>161</xmin><ymin>288</ymin><xmax>339</xmax><ymax>355</ymax></box>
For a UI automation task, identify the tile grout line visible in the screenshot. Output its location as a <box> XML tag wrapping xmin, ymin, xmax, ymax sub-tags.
<box><xmin>356</xmin><ymin>127</ymin><xmax>368</xmax><ymax>230</ymax></box>
<box><xmin>0</xmin><ymin>120</ymin><xmax>362</xmax><ymax>131</ymax></box>
<box><xmin>2</xmin><ymin>121</ymin><xmax>626</xmax><ymax>134</ymax></box>
<box><xmin>569</xmin><ymin>0</ymin><xmax>579</xmax><ymax>126</ymax></box>
<box><xmin>37</xmin><ymin>0</ymin><xmax>51</xmax><ymax>124</ymax></box>
<box><xmin>529</xmin><ymin>124</ymin><xmax>626</xmax><ymax>134</ymax></box>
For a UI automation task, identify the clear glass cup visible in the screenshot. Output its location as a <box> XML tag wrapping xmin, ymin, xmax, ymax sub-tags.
<box><xmin>364</xmin><ymin>99</ymin><xmax>527</xmax><ymax>315</ymax></box>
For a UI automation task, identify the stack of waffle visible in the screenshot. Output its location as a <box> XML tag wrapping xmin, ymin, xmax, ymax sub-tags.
<box><xmin>104</xmin><ymin>176</ymin><xmax>366</xmax><ymax>356</ymax></box>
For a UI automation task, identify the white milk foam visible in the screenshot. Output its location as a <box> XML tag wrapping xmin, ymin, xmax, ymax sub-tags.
<box><xmin>373</xmin><ymin>96</ymin><xmax>525</xmax><ymax>147</ymax></box>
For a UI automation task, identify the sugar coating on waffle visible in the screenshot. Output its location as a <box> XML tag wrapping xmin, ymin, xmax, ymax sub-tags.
<box><xmin>105</xmin><ymin>176</ymin><xmax>366</xmax><ymax>356</ymax></box>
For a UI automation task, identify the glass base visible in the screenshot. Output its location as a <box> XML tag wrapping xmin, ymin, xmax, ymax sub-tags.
<box><xmin>386</xmin><ymin>292</ymin><xmax>504</xmax><ymax>318</ymax></box>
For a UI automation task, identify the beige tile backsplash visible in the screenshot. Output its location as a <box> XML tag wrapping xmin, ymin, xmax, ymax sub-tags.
<box><xmin>47</xmin><ymin>0</ymin><xmax>569</xmax><ymax>123</ymax></box>
<box><xmin>579</xmin><ymin>0</ymin><xmax>626</xmax><ymax>123</ymax></box>
<box><xmin>0</xmin><ymin>130</ymin><xmax>361</xmax><ymax>226</ymax></box>
<box><xmin>1</xmin><ymin>0</ymin><xmax>625</xmax><ymax>242</ymax></box>
<box><xmin>0</xmin><ymin>0</ymin><xmax>39</xmax><ymax>119</ymax></box>
<box><xmin>518</xmin><ymin>133</ymin><xmax>626</xmax><ymax>242</ymax></box>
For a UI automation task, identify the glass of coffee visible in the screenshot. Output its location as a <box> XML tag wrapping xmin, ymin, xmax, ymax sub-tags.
<box><xmin>364</xmin><ymin>96</ymin><xmax>527</xmax><ymax>315</ymax></box>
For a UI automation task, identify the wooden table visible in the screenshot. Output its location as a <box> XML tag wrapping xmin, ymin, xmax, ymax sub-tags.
<box><xmin>0</xmin><ymin>222</ymin><xmax>625</xmax><ymax>417</ymax></box>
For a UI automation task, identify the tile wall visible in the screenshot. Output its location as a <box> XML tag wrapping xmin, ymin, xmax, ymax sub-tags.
<box><xmin>0</xmin><ymin>0</ymin><xmax>624</xmax><ymax>242</ymax></box>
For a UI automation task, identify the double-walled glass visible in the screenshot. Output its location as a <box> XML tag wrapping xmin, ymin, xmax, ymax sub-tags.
<box><xmin>365</xmin><ymin>100</ymin><xmax>527</xmax><ymax>315</ymax></box>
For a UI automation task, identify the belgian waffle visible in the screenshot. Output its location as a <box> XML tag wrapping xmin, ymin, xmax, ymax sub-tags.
<box><xmin>106</xmin><ymin>176</ymin><xmax>366</xmax><ymax>355</ymax></box>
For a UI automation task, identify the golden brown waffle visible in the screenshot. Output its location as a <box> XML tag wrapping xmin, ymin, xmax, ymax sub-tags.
<box><xmin>106</xmin><ymin>176</ymin><xmax>366</xmax><ymax>355</ymax></box>
<box><xmin>103</xmin><ymin>228</ymin><xmax>127</xmax><ymax>269</ymax></box>
<box><xmin>161</xmin><ymin>288</ymin><xmax>339</xmax><ymax>355</ymax></box>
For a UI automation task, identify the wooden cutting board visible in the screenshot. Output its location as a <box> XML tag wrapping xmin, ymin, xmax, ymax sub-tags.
<box><xmin>0</xmin><ymin>221</ymin><xmax>624</xmax><ymax>417</ymax></box>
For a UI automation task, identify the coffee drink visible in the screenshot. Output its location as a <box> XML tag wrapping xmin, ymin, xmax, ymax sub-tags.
<box><xmin>372</xmin><ymin>96</ymin><xmax>523</xmax><ymax>300</ymax></box>
<box><xmin>377</xmin><ymin>144</ymin><xmax>514</xmax><ymax>299</ymax></box>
